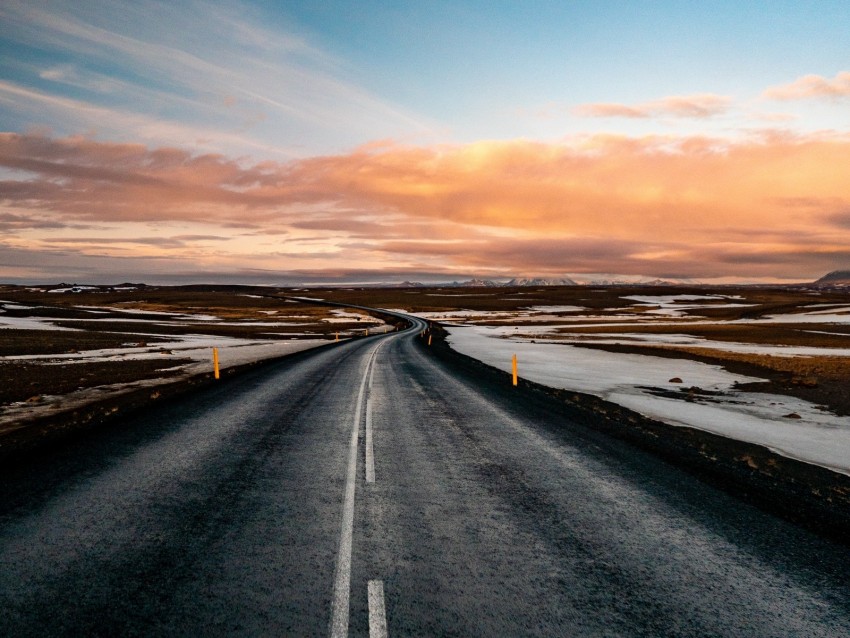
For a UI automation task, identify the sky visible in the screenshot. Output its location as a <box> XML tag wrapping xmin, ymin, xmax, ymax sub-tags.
<box><xmin>1</xmin><ymin>0</ymin><xmax>850</xmax><ymax>285</ymax></box>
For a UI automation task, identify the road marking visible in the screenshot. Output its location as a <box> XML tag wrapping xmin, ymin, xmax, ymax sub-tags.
<box><xmin>330</xmin><ymin>342</ymin><xmax>386</xmax><ymax>637</ymax></box>
<box><xmin>368</xmin><ymin>580</ymin><xmax>388</xmax><ymax>638</ymax></box>
<box><xmin>330</xmin><ymin>349</ymin><xmax>373</xmax><ymax>637</ymax></box>
<box><xmin>365</xmin><ymin>398</ymin><xmax>375</xmax><ymax>483</ymax></box>
<box><xmin>366</xmin><ymin>345</ymin><xmax>378</xmax><ymax>483</ymax></box>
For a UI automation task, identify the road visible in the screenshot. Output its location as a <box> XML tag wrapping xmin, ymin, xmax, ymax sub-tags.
<box><xmin>1</xmin><ymin>316</ymin><xmax>850</xmax><ymax>636</ymax></box>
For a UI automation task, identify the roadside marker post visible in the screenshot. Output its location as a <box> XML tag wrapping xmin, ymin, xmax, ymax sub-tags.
<box><xmin>428</xmin><ymin>334</ymin><xmax>432</xmax><ymax>346</ymax></box>
<box><xmin>512</xmin><ymin>354</ymin><xmax>518</xmax><ymax>386</ymax></box>
<box><xmin>335</xmin><ymin>332</ymin><xmax>339</xmax><ymax>342</ymax></box>
<box><xmin>213</xmin><ymin>347</ymin><xmax>220</xmax><ymax>380</ymax></box>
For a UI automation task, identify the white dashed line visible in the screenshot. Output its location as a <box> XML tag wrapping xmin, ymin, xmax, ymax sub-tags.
<box><xmin>330</xmin><ymin>347</ymin><xmax>377</xmax><ymax>637</ymax></box>
<box><xmin>368</xmin><ymin>580</ymin><xmax>388</xmax><ymax>638</ymax></box>
<box><xmin>330</xmin><ymin>339</ymin><xmax>392</xmax><ymax>637</ymax></box>
<box><xmin>365</xmin><ymin>398</ymin><xmax>375</xmax><ymax>483</ymax></box>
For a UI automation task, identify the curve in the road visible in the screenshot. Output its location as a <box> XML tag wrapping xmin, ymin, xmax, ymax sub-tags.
<box><xmin>1</xmin><ymin>314</ymin><xmax>849</xmax><ymax>636</ymax></box>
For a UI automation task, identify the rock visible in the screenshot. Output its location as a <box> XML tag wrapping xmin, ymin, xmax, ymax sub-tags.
<box><xmin>669</xmin><ymin>377</ymin><xmax>683</xmax><ymax>383</ymax></box>
<box><xmin>783</xmin><ymin>412</ymin><xmax>802</xmax><ymax>419</ymax></box>
<box><xmin>26</xmin><ymin>395</ymin><xmax>42</xmax><ymax>403</ymax></box>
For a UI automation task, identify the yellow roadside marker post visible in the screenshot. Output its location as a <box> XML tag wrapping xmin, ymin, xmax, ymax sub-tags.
<box><xmin>366</xmin><ymin>327</ymin><xmax>369</xmax><ymax>336</ymax></box>
<box><xmin>335</xmin><ymin>332</ymin><xmax>339</xmax><ymax>342</ymax></box>
<box><xmin>213</xmin><ymin>347</ymin><xmax>220</xmax><ymax>380</ymax></box>
<box><xmin>512</xmin><ymin>354</ymin><xmax>518</xmax><ymax>386</ymax></box>
<box><xmin>428</xmin><ymin>333</ymin><xmax>432</xmax><ymax>346</ymax></box>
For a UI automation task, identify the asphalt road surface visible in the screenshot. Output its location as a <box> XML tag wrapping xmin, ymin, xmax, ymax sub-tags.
<box><xmin>2</xmin><ymin>317</ymin><xmax>850</xmax><ymax>636</ymax></box>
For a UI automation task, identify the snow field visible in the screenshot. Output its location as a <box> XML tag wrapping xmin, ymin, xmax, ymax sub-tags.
<box><xmin>445</xmin><ymin>325</ymin><xmax>850</xmax><ymax>475</ymax></box>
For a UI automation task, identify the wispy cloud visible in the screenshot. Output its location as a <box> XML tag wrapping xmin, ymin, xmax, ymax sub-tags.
<box><xmin>763</xmin><ymin>71</ymin><xmax>850</xmax><ymax>101</ymax></box>
<box><xmin>574</xmin><ymin>94</ymin><xmax>732</xmax><ymax>119</ymax></box>
<box><xmin>0</xmin><ymin>0</ymin><xmax>436</xmax><ymax>156</ymax></box>
<box><xmin>0</xmin><ymin>79</ymin><xmax>300</xmax><ymax>158</ymax></box>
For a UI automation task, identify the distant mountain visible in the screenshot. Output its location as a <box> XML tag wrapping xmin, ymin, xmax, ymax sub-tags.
<box><xmin>637</xmin><ymin>278</ymin><xmax>698</xmax><ymax>286</ymax></box>
<box><xmin>505</xmin><ymin>277</ymin><xmax>577</xmax><ymax>286</ymax></box>
<box><xmin>815</xmin><ymin>270</ymin><xmax>850</xmax><ymax>285</ymax></box>
<box><xmin>442</xmin><ymin>277</ymin><xmax>578</xmax><ymax>287</ymax></box>
<box><xmin>452</xmin><ymin>278</ymin><xmax>501</xmax><ymax>287</ymax></box>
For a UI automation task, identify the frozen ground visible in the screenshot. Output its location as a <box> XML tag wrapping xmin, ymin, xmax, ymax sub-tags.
<box><xmin>0</xmin><ymin>295</ymin><xmax>392</xmax><ymax>429</ymax></box>
<box><xmin>444</xmin><ymin>325</ymin><xmax>850</xmax><ymax>475</ymax></box>
<box><xmin>0</xmin><ymin>337</ymin><xmax>328</xmax><ymax>430</ymax></box>
<box><xmin>501</xmin><ymin>326</ymin><xmax>850</xmax><ymax>358</ymax></box>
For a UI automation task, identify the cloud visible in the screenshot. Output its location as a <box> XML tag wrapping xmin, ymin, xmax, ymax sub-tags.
<box><xmin>41</xmin><ymin>236</ymin><xmax>192</xmax><ymax>248</ymax></box>
<box><xmin>763</xmin><ymin>71</ymin><xmax>850</xmax><ymax>101</ymax></box>
<box><xmin>0</xmin><ymin>0</ymin><xmax>435</xmax><ymax>155</ymax></box>
<box><xmin>0</xmin><ymin>79</ymin><xmax>298</xmax><ymax>158</ymax></box>
<box><xmin>573</xmin><ymin>94</ymin><xmax>732</xmax><ymax>119</ymax></box>
<box><xmin>4</xmin><ymin>130</ymin><xmax>850</xmax><ymax>281</ymax></box>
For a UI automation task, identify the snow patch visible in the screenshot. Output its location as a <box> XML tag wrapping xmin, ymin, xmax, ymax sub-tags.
<box><xmin>446</xmin><ymin>325</ymin><xmax>850</xmax><ymax>474</ymax></box>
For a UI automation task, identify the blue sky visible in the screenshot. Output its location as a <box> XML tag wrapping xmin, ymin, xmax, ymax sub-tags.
<box><xmin>1</xmin><ymin>0</ymin><xmax>850</xmax><ymax>283</ymax></box>
<box><xmin>3</xmin><ymin>0</ymin><xmax>849</xmax><ymax>156</ymax></box>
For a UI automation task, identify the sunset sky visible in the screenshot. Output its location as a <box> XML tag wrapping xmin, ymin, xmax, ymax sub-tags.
<box><xmin>2</xmin><ymin>0</ymin><xmax>850</xmax><ymax>284</ymax></box>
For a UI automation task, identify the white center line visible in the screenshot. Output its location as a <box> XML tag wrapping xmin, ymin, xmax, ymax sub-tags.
<box><xmin>330</xmin><ymin>348</ymin><xmax>375</xmax><ymax>638</ymax></box>
<box><xmin>330</xmin><ymin>341</ymin><xmax>387</xmax><ymax>638</ymax></box>
<box><xmin>368</xmin><ymin>580</ymin><xmax>388</xmax><ymax>638</ymax></box>
<box><xmin>365</xmin><ymin>398</ymin><xmax>375</xmax><ymax>483</ymax></box>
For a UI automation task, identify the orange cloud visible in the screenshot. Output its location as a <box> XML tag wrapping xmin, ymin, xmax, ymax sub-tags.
<box><xmin>763</xmin><ymin>71</ymin><xmax>850</xmax><ymax>100</ymax></box>
<box><xmin>3</xmin><ymin>130</ymin><xmax>850</xmax><ymax>280</ymax></box>
<box><xmin>573</xmin><ymin>94</ymin><xmax>731</xmax><ymax>119</ymax></box>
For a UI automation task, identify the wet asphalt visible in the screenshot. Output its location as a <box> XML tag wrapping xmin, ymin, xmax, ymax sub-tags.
<box><xmin>1</xmin><ymin>318</ymin><xmax>850</xmax><ymax>636</ymax></box>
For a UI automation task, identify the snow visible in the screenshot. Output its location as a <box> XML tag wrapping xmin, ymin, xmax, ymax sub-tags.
<box><xmin>747</xmin><ymin>312</ymin><xmax>850</xmax><ymax>325</ymax></box>
<box><xmin>523</xmin><ymin>305</ymin><xmax>586</xmax><ymax>313</ymax></box>
<box><xmin>47</xmin><ymin>286</ymin><xmax>98</xmax><ymax>293</ymax></box>
<box><xmin>446</xmin><ymin>325</ymin><xmax>850</xmax><ymax>474</ymax></box>
<box><xmin>620</xmin><ymin>295</ymin><xmax>755</xmax><ymax>317</ymax></box>
<box><xmin>415</xmin><ymin>307</ymin><xmax>585</xmax><ymax>322</ymax></box>
<box><xmin>0</xmin><ymin>337</ymin><xmax>330</xmax><ymax>428</ymax></box>
<box><xmin>321</xmin><ymin>309</ymin><xmax>388</xmax><ymax>326</ymax></box>
<box><xmin>623</xmin><ymin>294</ymin><xmax>744</xmax><ymax>303</ymax></box>
<box><xmin>505</xmin><ymin>328</ymin><xmax>850</xmax><ymax>358</ymax></box>
<box><xmin>0</xmin><ymin>315</ymin><xmax>79</xmax><ymax>331</ymax></box>
<box><xmin>81</xmin><ymin>306</ymin><xmax>221</xmax><ymax>321</ymax></box>
<box><xmin>0</xmin><ymin>298</ymin><xmax>369</xmax><ymax>427</ymax></box>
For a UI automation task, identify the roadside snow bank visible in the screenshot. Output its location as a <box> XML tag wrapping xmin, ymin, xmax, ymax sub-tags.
<box><xmin>445</xmin><ymin>325</ymin><xmax>850</xmax><ymax>475</ymax></box>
